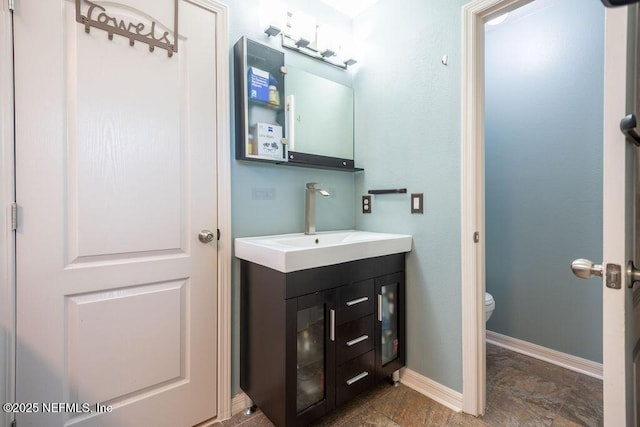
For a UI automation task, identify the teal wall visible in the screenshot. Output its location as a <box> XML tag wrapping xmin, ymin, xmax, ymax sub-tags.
<box><xmin>353</xmin><ymin>0</ymin><xmax>469</xmax><ymax>392</ymax></box>
<box><xmin>485</xmin><ymin>0</ymin><xmax>604</xmax><ymax>362</ymax></box>
<box><xmin>225</xmin><ymin>0</ymin><xmax>358</xmax><ymax>395</ymax></box>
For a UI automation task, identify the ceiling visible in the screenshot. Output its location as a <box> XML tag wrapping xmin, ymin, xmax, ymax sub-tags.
<box><xmin>319</xmin><ymin>0</ymin><xmax>381</xmax><ymax>18</ymax></box>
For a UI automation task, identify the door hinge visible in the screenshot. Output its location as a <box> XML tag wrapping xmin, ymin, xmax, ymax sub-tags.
<box><xmin>10</xmin><ymin>202</ymin><xmax>17</xmax><ymax>231</ymax></box>
<box><xmin>473</xmin><ymin>231</ymin><xmax>480</xmax><ymax>243</ymax></box>
<box><xmin>217</xmin><ymin>229</ymin><xmax>220</xmax><ymax>241</ymax></box>
<box><xmin>8</xmin><ymin>0</ymin><xmax>15</xmax><ymax>12</ymax></box>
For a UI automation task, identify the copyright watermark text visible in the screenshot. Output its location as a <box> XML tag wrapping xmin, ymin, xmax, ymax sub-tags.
<box><xmin>2</xmin><ymin>402</ymin><xmax>112</xmax><ymax>414</ymax></box>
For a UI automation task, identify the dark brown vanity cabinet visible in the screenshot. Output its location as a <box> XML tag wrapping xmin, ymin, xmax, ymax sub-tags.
<box><xmin>240</xmin><ymin>254</ymin><xmax>406</xmax><ymax>426</ymax></box>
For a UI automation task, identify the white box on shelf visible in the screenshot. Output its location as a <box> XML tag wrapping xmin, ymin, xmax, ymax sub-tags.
<box><xmin>255</xmin><ymin>122</ymin><xmax>285</xmax><ymax>160</ymax></box>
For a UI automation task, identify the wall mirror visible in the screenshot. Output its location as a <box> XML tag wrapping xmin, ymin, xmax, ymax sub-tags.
<box><xmin>284</xmin><ymin>66</ymin><xmax>354</xmax><ymax>162</ymax></box>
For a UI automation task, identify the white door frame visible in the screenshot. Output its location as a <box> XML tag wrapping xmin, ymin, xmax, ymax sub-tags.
<box><xmin>461</xmin><ymin>0</ymin><xmax>629</xmax><ymax>421</ymax></box>
<box><xmin>0</xmin><ymin>1</ymin><xmax>233</xmax><ymax>425</ymax></box>
<box><xmin>460</xmin><ymin>0</ymin><xmax>534</xmax><ymax>416</ymax></box>
<box><xmin>0</xmin><ymin>2</ymin><xmax>15</xmax><ymax>427</ymax></box>
<box><xmin>209</xmin><ymin>0</ymin><xmax>233</xmax><ymax>421</ymax></box>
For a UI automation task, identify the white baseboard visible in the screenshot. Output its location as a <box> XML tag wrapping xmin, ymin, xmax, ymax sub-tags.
<box><xmin>400</xmin><ymin>368</ymin><xmax>463</xmax><ymax>412</ymax></box>
<box><xmin>486</xmin><ymin>330</ymin><xmax>603</xmax><ymax>380</ymax></box>
<box><xmin>231</xmin><ymin>392</ymin><xmax>251</xmax><ymax>416</ymax></box>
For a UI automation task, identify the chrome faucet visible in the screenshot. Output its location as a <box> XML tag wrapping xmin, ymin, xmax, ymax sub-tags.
<box><xmin>305</xmin><ymin>183</ymin><xmax>330</xmax><ymax>235</ymax></box>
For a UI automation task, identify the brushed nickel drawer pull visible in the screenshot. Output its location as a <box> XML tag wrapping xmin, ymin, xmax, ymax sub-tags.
<box><xmin>346</xmin><ymin>371</ymin><xmax>369</xmax><ymax>386</ymax></box>
<box><xmin>346</xmin><ymin>335</ymin><xmax>369</xmax><ymax>347</ymax></box>
<box><xmin>346</xmin><ymin>296</ymin><xmax>369</xmax><ymax>306</ymax></box>
<box><xmin>377</xmin><ymin>294</ymin><xmax>382</xmax><ymax>321</ymax></box>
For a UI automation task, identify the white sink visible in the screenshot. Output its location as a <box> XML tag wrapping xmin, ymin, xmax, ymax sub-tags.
<box><xmin>235</xmin><ymin>230</ymin><xmax>412</xmax><ymax>273</ymax></box>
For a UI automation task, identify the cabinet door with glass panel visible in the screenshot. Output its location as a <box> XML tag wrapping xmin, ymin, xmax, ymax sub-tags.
<box><xmin>285</xmin><ymin>290</ymin><xmax>336</xmax><ymax>425</ymax></box>
<box><xmin>234</xmin><ymin>37</ymin><xmax>288</xmax><ymax>162</ymax></box>
<box><xmin>375</xmin><ymin>272</ymin><xmax>405</xmax><ymax>381</ymax></box>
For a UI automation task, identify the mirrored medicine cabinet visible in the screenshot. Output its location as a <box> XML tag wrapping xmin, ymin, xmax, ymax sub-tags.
<box><xmin>233</xmin><ymin>36</ymin><xmax>361</xmax><ymax>172</ymax></box>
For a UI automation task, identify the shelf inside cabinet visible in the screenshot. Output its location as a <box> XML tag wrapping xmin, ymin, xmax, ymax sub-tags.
<box><xmin>249</xmin><ymin>97</ymin><xmax>285</xmax><ymax>112</ymax></box>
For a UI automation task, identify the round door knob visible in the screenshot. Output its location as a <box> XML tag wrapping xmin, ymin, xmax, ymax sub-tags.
<box><xmin>571</xmin><ymin>258</ymin><xmax>603</xmax><ymax>279</ymax></box>
<box><xmin>627</xmin><ymin>261</ymin><xmax>640</xmax><ymax>288</ymax></box>
<box><xmin>199</xmin><ymin>229</ymin><xmax>215</xmax><ymax>243</ymax></box>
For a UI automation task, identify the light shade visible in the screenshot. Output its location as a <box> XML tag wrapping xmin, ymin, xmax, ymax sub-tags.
<box><xmin>338</xmin><ymin>39</ymin><xmax>356</xmax><ymax>65</ymax></box>
<box><xmin>316</xmin><ymin>24</ymin><xmax>340</xmax><ymax>56</ymax></box>
<box><xmin>290</xmin><ymin>10</ymin><xmax>317</xmax><ymax>45</ymax></box>
<box><xmin>319</xmin><ymin>0</ymin><xmax>381</xmax><ymax>18</ymax></box>
<box><xmin>260</xmin><ymin>0</ymin><xmax>287</xmax><ymax>35</ymax></box>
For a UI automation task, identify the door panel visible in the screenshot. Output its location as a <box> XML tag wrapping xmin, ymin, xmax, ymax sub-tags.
<box><xmin>630</xmin><ymin>5</ymin><xmax>640</xmax><ymax>424</ymax></box>
<box><xmin>602</xmin><ymin>4</ymin><xmax>636</xmax><ymax>425</ymax></box>
<box><xmin>72</xmin><ymin>34</ymin><xmax>185</xmax><ymax>259</ymax></box>
<box><xmin>67</xmin><ymin>281</ymin><xmax>185</xmax><ymax>404</ymax></box>
<box><xmin>14</xmin><ymin>1</ymin><xmax>218</xmax><ymax>425</ymax></box>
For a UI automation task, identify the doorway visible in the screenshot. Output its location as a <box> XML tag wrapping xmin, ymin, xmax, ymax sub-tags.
<box><xmin>460</xmin><ymin>0</ymin><xmax>629</xmax><ymax>420</ymax></box>
<box><xmin>484</xmin><ymin>0</ymin><xmax>604</xmax><ymax>375</ymax></box>
<box><xmin>483</xmin><ymin>0</ymin><xmax>604</xmax><ymax>421</ymax></box>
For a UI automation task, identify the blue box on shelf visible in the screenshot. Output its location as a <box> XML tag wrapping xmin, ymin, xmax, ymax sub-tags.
<box><xmin>248</xmin><ymin>66</ymin><xmax>276</xmax><ymax>103</ymax></box>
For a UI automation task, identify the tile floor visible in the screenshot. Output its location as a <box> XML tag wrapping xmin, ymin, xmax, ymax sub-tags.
<box><xmin>218</xmin><ymin>344</ymin><xmax>603</xmax><ymax>427</ymax></box>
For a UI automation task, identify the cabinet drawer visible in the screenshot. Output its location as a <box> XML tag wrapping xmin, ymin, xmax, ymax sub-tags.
<box><xmin>336</xmin><ymin>314</ymin><xmax>374</xmax><ymax>365</ymax></box>
<box><xmin>336</xmin><ymin>280</ymin><xmax>374</xmax><ymax>325</ymax></box>
<box><xmin>336</xmin><ymin>350</ymin><xmax>375</xmax><ymax>407</ymax></box>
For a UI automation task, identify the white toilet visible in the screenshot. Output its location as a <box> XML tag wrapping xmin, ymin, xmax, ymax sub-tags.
<box><xmin>485</xmin><ymin>292</ymin><xmax>495</xmax><ymax>322</ymax></box>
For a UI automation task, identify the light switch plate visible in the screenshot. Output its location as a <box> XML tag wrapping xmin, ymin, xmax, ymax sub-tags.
<box><xmin>362</xmin><ymin>195</ymin><xmax>372</xmax><ymax>214</ymax></box>
<box><xmin>411</xmin><ymin>193</ymin><xmax>423</xmax><ymax>214</ymax></box>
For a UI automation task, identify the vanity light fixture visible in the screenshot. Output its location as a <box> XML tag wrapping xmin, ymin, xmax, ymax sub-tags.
<box><xmin>280</xmin><ymin>34</ymin><xmax>356</xmax><ymax>69</ymax></box>
<box><xmin>260</xmin><ymin>6</ymin><xmax>357</xmax><ymax>69</ymax></box>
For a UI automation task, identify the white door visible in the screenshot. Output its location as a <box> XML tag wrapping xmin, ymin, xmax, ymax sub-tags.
<box><xmin>13</xmin><ymin>0</ymin><xmax>219</xmax><ymax>426</ymax></box>
<box><xmin>596</xmin><ymin>4</ymin><xmax>637</xmax><ymax>425</ymax></box>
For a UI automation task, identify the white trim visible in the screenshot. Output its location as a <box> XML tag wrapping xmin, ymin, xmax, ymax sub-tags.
<box><xmin>180</xmin><ymin>0</ymin><xmax>232</xmax><ymax>421</ymax></box>
<box><xmin>461</xmin><ymin>0</ymin><xmax>520</xmax><ymax>417</ymax></box>
<box><xmin>0</xmin><ymin>2</ymin><xmax>14</xmax><ymax>427</ymax></box>
<box><xmin>400</xmin><ymin>368</ymin><xmax>463</xmax><ymax>413</ymax></box>
<box><xmin>486</xmin><ymin>331</ymin><xmax>603</xmax><ymax>379</ymax></box>
<box><xmin>460</xmin><ymin>0</ymin><xmax>536</xmax><ymax>417</ymax></box>
<box><xmin>460</xmin><ymin>1</ymin><xmax>484</xmax><ymax>417</ymax></box>
<box><xmin>231</xmin><ymin>392</ymin><xmax>251</xmax><ymax>416</ymax></box>
<box><xmin>208</xmin><ymin>0</ymin><xmax>233</xmax><ymax>422</ymax></box>
<box><xmin>193</xmin><ymin>391</ymin><xmax>248</xmax><ymax>427</ymax></box>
